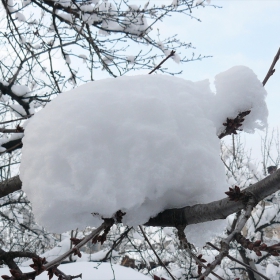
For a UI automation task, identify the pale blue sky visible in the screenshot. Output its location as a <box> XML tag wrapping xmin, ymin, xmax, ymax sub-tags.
<box><xmin>159</xmin><ymin>1</ymin><xmax>280</xmax><ymax>126</ymax></box>
<box><xmin>154</xmin><ymin>0</ymin><xmax>280</xmax><ymax>162</ymax></box>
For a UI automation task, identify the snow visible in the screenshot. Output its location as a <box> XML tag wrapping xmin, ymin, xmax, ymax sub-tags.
<box><xmin>213</xmin><ymin>66</ymin><xmax>268</xmax><ymax>135</ymax></box>
<box><xmin>266</xmin><ymin>263</ymin><xmax>280</xmax><ymax>279</ymax></box>
<box><xmin>3</xmin><ymin>133</ymin><xmax>24</xmax><ymax>143</ymax></box>
<box><xmin>22</xmin><ymin>0</ymin><xmax>31</xmax><ymax>7</ymax></box>
<box><xmin>126</xmin><ymin>55</ymin><xmax>135</xmax><ymax>64</ymax></box>
<box><xmin>58</xmin><ymin>12</ymin><xmax>73</xmax><ymax>23</ymax></box>
<box><xmin>57</xmin><ymin>0</ymin><xmax>71</xmax><ymax>8</ymax></box>
<box><xmin>7</xmin><ymin>0</ymin><xmax>15</xmax><ymax>12</ymax></box>
<box><xmin>15</xmin><ymin>12</ymin><xmax>26</xmax><ymax>22</ymax></box>
<box><xmin>20</xmin><ymin>68</ymin><xmax>267</xmax><ymax>238</ymax></box>
<box><xmin>20</xmin><ymin>35</ymin><xmax>26</xmax><ymax>44</ymax></box>
<box><xmin>11</xmin><ymin>85</ymin><xmax>30</xmax><ymax>96</ymax></box>
<box><xmin>9</xmin><ymin>104</ymin><xmax>27</xmax><ymax>117</ymax></box>
<box><xmin>65</xmin><ymin>54</ymin><xmax>71</xmax><ymax>64</ymax></box>
<box><xmin>172</xmin><ymin>0</ymin><xmax>178</xmax><ymax>8</ymax></box>
<box><xmin>79</xmin><ymin>54</ymin><xmax>87</xmax><ymax>63</ymax></box>
<box><xmin>80</xmin><ymin>4</ymin><xmax>95</xmax><ymax>13</ymax></box>
<box><xmin>122</xmin><ymin>8</ymin><xmax>150</xmax><ymax>35</ymax></box>
<box><xmin>172</xmin><ymin>53</ymin><xmax>181</xmax><ymax>64</ymax></box>
<box><xmin>0</xmin><ymin>262</ymin><xmax>151</xmax><ymax>280</ymax></box>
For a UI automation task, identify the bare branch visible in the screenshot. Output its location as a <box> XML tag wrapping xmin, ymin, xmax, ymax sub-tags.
<box><xmin>207</xmin><ymin>242</ymin><xmax>269</xmax><ymax>280</ymax></box>
<box><xmin>139</xmin><ymin>225</ymin><xmax>176</xmax><ymax>280</ymax></box>
<box><xmin>0</xmin><ymin>175</ymin><xmax>22</xmax><ymax>198</ymax></box>
<box><xmin>148</xmin><ymin>50</ymin><xmax>176</xmax><ymax>74</ymax></box>
<box><xmin>263</xmin><ymin>47</ymin><xmax>280</xmax><ymax>86</ymax></box>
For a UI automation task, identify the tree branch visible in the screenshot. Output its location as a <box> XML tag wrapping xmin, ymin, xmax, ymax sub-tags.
<box><xmin>0</xmin><ymin>175</ymin><xmax>22</xmax><ymax>198</ymax></box>
<box><xmin>145</xmin><ymin>168</ymin><xmax>280</xmax><ymax>227</ymax></box>
<box><xmin>1</xmin><ymin>168</ymin><xmax>280</xmax><ymax>229</ymax></box>
<box><xmin>139</xmin><ymin>225</ymin><xmax>176</xmax><ymax>280</ymax></box>
<box><xmin>148</xmin><ymin>50</ymin><xmax>176</xmax><ymax>74</ymax></box>
<box><xmin>207</xmin><ymin>243</ymin><xmax>269</xmax><ymax>280</ymax></box>
<box><xmin>262</xmin><ymin>47</ymin><xmax>280</xmax><ymax>86</ymax></box>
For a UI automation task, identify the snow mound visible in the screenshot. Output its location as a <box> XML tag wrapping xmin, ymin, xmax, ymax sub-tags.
<box><xmin>213</xmin><ymin>66</ymin><xmax>268</xmax><ymax>134</ymax></box>
<box><xmin>20</xmin><ymin>67</ymin><xmax>267</xmax><ymax>233</ymax></box>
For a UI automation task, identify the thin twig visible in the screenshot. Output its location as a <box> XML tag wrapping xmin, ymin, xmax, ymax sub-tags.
<box><xmin>0</xmin><ymin>114</ymin><xmax>33</xmax><ymax>125</ymax></box>
<box><xmin>139</xmin><ymin>225</ymin><xmax>176</xmax><ymax>280</ymax></box>
<box><xmin>148</xmin><ymin>50</ymin><xmax>176</xmax><ymax>75</ymax></box>
<box><xmin>177</xmin><ymin>227</ymin><xmax>225</xmax><ymax>280</ymax></box>
<box><xmin>263</xmin><ymin>47</ymin><xmax>280</xmax><ymax>86</ymax></box>
<box><xmin>206</xmin><ymin>242</ymin><xmax>269</xmax><ymax>280</ymax></box>
<box><xmin>7</xmin><ymin>221</ymin><xmax>110</xmax><ymax>279</ymax></box>
<box><xmin>0</xmin><ymin>128</ymin><xmax>23</xmax><ymax>133</ymax></box>
<box><xmin>101</xmin><ymin>226</ymin><xmax>132</xmax><ymax>261</ymax></box>
<box><xmin>45</xmin><ymin>221</ymin><xmax>108</xmax><ymax>270</ymax></box>
<box><xmin>199</xmin><ymin>196</ymin><xmax>256</xmax><ymax>279</ymax></box>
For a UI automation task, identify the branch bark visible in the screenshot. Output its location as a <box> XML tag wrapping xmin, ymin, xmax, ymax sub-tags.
<box><xmin>145</xmin><ymin>168</ymin><xmax>280</xmax><ymax>227</ymax></box>
<box><xmin>0</xmin><ymin>175</ymin><xmax>22</xmax><ymax>198</ymax></box>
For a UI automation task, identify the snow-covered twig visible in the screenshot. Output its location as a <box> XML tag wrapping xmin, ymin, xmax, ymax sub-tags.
<box><xmin>139</xmin><ymin>225</ymin><xmax>176</xmax><ymax>280</ymax></box>
<box><xmin>101</xmin><ymin>226</ymin><xmax>132</xmax><ymax>261</ymax></box>
<box><xmin>0</xmin><ymin>139</ymin><xmax>23</xmax><ymax>155</ymax></box>
<box><xmin>206</xmin><ymin>242</ymin><xmax>270</xmax><ymax>280</ymax></box>
<box><xmin>0</xmin><ymin>115</ymin><xmax>33</xmax><ymax>125</ymax></box>
<box><xmin>2</xmin><ymin>221</ymin><xmax>110</xmax><ymax>279</ymax></box>
<box><xmin>199</xmin><ymin>196</ymin><xmax>256</xmax><ymax>279</ymax></box>
<box><xmin>45</xmin><ymin>221</ymin><xmax>109</xmax><ymax>270</ymax></box>
<box><xmin>177</xmin><ymin>227</ymin><xmax>225</xmax><ymax>280</ymax></box>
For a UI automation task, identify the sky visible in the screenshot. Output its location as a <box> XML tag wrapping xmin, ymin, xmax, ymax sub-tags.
<box><xmin>158</xmin><ymin>1</ymin><xmax>280</xmax><ymax>122</ymax></box>
<box><xmin>155</xmin><ymin>0</ymin><xmax>280</xmax><ymax>162</ymax></box>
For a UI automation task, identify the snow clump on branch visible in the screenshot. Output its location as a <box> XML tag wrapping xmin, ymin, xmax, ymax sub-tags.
<box><xmin>20</xmin><ymin>66</ymin><xmax>267</xmax><ymax>235</ymax></box>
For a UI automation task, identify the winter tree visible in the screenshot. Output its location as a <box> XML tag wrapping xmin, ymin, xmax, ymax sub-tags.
<box><xmin>0</xmin><ymin>0</ymin><xmax>213</xmax><ymax>264</ymax></box>
<box><xmin>0</xmin><ymin>0</ymin><xmax>280</xmax><ymax>279</ymax></box>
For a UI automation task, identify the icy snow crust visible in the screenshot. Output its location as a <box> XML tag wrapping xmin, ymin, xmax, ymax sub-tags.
<box><xmin>20</xmin><ymin>66</ymin><xmax>267</xmax><ymax>233</ymax></box>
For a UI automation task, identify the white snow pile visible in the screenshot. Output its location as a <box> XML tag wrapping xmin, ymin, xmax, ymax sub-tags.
<box><xmin>213</xmin><ymin>66</ymin><xmax>268</xmax><ymax>135</ymax></box>
<box><xmin>20</xmin><ymin>66</ymin><xmax>268</xmax><ymax>234</ymax></box>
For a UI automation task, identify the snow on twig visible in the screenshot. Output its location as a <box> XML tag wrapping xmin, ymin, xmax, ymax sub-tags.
<box><xmin>198</xmin><ymin>196</ymin><xmax>257</xmax><ymax>279</ymax></box>
<box><xmin>139</xmin><ymin>225</ymin><xmax>176</xmax><ymax>280</ymax></box>
<box><xmin>177</xmin><ymin>227</ymin><xmax>225</xmax><ymax>280</ymax></box>
<box><xmin>2</xmin><ymin>221</ymin><xmax>110</xmax><ymax>279</ymax></box>
<box><xmin>206</xmin><ymin>242</ymin><xmax>270</xmax><ymax>280</ymax></box>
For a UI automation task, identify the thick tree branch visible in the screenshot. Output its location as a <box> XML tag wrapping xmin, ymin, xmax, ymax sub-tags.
<box><xmin>145</xmin><ymin>168</ymin><xmax>280</xmax><ymax>227</ymax></box>
<box><xmin>1</xmin><ymin>169</ymin><xmax>280</xmax><ymax>228</ymax></box>
<box><xmin>0</xmin><ymin>175</ymin><xmax>22</xmax><ymax>198</ymax></box>
<box><xmin>0</xmin><ymin>82</ymin><xmax>30</xmax><ymax>115</ymax></box>
<box><xmin>0</xmin><ymin>248</ymin><xmax>22</xmax><ymax>272</ymax></box>
<box><xmin>0</xmin><ymin>138</ymin><xmax>23</xmax><ymax>154</ymax></box>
